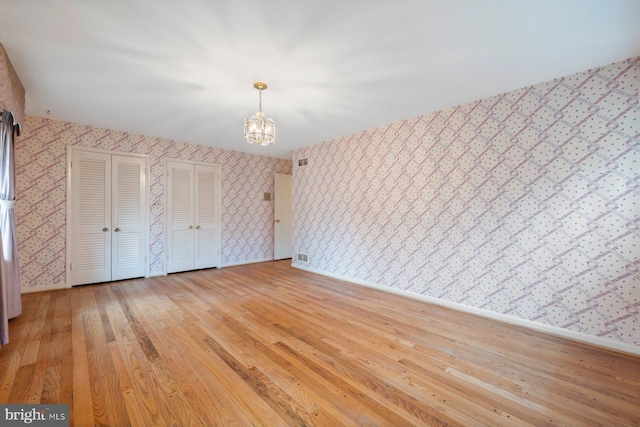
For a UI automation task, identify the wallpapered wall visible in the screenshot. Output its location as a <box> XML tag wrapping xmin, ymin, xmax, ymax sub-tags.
<box><xmin>293</xmin><ymin>57</ymin><xmax>639</xmax><ymax>346</ymax></box>
<box><xmin>16</xmin><ymin>116</ymin><xmax>292</xmax><ymax>289</ymax></box>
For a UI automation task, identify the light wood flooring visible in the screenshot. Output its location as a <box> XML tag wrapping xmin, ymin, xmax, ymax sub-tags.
<box><xmin>1</xmin><ymin>260</ymin><xmax>639</xmax><ymax>426</ymax></box>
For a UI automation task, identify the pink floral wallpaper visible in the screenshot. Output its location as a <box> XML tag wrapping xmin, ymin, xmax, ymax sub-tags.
<box><xmin>0</xmin><ymin>43</ymin><xmax>25</xmax><ymax>129</ymax></box>
<box><xmin>15</xmin><ymin>117</ymin><xmax>291</xmax><ymax>288</ymax></box>
<box><xmin>292</xmin><ymin>57</ymin><xmax>640</xmax><ymax>346</ymax></box>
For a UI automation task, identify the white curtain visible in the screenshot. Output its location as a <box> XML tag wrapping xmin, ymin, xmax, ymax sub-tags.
<box><xmin>0</xmin><ymin>110</ymin><xmax>21</xmax><ymax>345</ymax></box>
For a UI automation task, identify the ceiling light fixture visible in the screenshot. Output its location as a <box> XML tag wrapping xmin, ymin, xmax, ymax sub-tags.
<box><xmin>244</xmin><ymin>82</ymin><xmax>275</xmax><ymax>146</ymax></box>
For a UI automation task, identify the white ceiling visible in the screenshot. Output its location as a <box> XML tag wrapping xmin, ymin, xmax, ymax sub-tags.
<box><xmin>1</xmin><ymin>1</ymin><xmax>639</xmax><ymax>159</ymax></box>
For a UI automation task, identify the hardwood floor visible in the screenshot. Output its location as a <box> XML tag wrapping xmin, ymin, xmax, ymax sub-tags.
<box><xmin>1</xmin><ymin>261</ymin><xmax>639</xmax><ymax>426</ymax></box>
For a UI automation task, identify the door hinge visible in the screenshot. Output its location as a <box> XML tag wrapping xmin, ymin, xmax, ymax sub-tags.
<box><xmin>70</xmin><ymin>263</ymin><xmax>72</xmax><ymax>271</ymax></box>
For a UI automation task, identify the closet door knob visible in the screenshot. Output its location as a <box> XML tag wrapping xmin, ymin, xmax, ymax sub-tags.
<box><xmin>114</xmin><ymin>228</ymin><xmax>121</xmax><ymax>232</ymax></box>
<box><xmin>103</xmin><ymin>227</ymin><xmax>109</xmax><ymax>232</ymax></box>
<box><xmin>196</xmin><ymin>225</ymin><xmax>201</xmax><ymax>229</ymax></box>
<box><xmin>189</xmin><ymin>225</ymin><xmax>193</xmax><ymax>229</ymax></box>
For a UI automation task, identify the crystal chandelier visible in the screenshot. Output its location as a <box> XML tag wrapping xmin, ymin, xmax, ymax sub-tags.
<box><xmin>244</xmin><ymin>82</ymin><xmax>275</xmax><ymax>146</ymax></box>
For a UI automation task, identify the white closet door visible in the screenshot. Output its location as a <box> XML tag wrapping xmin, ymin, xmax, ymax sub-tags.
<box><xmin>71</xmin><ymin>150</ymin><xmax>112</xmax><ymax>285</ymax></box>
<box><xmin>194</xmin><ymin>164</ymin><xmax>220</xmax><ymax>269</ymax></box>
<box><xmin>167</xmin><ymin>161</ymin><xmax>195</xmax><ymax>273</ymax></box>
<box><xmin>274</xmin><ymin>173</ymin><xmax>293</xmax><ymax>260</ymax></box>
<box><xmin>112</xmin><ymin>155</ymin><xmax>147</xmax><ymax>281</ymax></box>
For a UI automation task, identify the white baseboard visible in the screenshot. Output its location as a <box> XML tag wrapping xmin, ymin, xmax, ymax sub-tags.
<box><xmin>292</xmin><ymin>264</ymin><xmax>640</xmax><ymax>357</ymax></box>
<box><xmin>21</xmin><ymin>283</ymin><xmax>68</xmax><ymax>294</ymax></box>
<box><xmin>222</xmin><ymin>258</ymin><xmax>273</xmax><ymax>268</ymax></box>
<box><xmin>22</xmin><ymin>272</ymin><xmax>164</xmax><ymax>293</ymax></box>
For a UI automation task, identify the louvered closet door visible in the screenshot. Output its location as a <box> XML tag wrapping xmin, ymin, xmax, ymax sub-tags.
<box><xmin>71</xmin><ymin>151</ymin><xmax>112</xmax><ymax>285</ymax></box>
<box><xmin>194</xmin><ymin>164</ymin><xmax>220</xmax><ymax>269</ymax></box>
<box><xmin>111</xmin><ymin>155</ymin><xmax>147</xmax><ymax>281</ymax></box>
<box><xmin>166</xmin><ymin>161</ymin><xmax>195</xmax><ymax>273</ymax></box>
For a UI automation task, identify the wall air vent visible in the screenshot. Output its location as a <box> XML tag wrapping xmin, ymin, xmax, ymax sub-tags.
<box><xmin>297</xmin><ymin>253</ymin><xmax>308</xmax><ymax>262</ymax></box>
<box><xmin>298</xmin><ymin>158</ymin><xmax>309</xmax><ymax>167</ymax></box>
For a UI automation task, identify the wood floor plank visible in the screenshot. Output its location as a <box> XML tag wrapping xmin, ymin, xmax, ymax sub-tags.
<box><xmin>103</xmin><ymin>285</ymin><xmax>179</xmax><ymax>427</ymax></box>
<box><xmin>248</xmin><ymin>287</ymin><xmax>562</xmax><ymax>424</ymax></box>
<box><xmin>139</xmin><ymin>316</ymin><xmax>249</xmax><ymax>426</ymax></box>
<box><xmin>81</xmin><ymin>285</ymin><xmax>128</xmax><ymax>426</ymax></box>
<box><xmin>19</xmin><ymin>293</ymin><xmax>51</xmax><ymax>367</ymax></box>
<box><xmin>116</xmin><ymin>280</ymin><xmax>273</xmax><ymax>426</ymax></box>
<box><xmin>0</xmin><ymin>293</ymin><xmax>40</xmax><ymax>402</ymax></box>
<box><xmin>70</xmin><ymin>287</ymin><xmax>96</xmax><ymax>427</ymax></box>
<box><xmin>0</xmin><ymin>294</ymin><xmax>37</xmax><ymax>402</ymax></box>
<box><xmin>26</xmin><ymin>291</ymin><xmax>57</xmax><ymax>404</ymax></box>
<box><xmin>205</xmin><ymin>305</ymin><xmax>372</xmax><ymax>427</ymax></box>
<box><xmin>108</xmin><ymin>341</ymin><xmax>148</xmax><ymax>427</ymax></box>
<box><xmin>175</xmin><ymin>323</ymin><xmax>288</xmax><ymax>426</ymax></box>
<box><xmin>7</xmin><ymin>363</ymin><xmax>35</xmax><ymax>403</ymax></box>
<box><xmin>2</xmin><ymin>261</ymin><xmax>640</xmax><ymax>426</ymax></box>
<box><xmin>268</xmin><ymin>307</ymin><xmax>522</xmax><ymax>425</ymax></box>
<box><xmin>41</xmin><ymin>291</ymin><xmax>72</xmax><ymax>405</ymax></box>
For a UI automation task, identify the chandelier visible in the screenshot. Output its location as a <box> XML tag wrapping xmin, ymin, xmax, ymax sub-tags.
<box><xmin>244</xmin><ymin>82</ymin><xmax>275</xmax><ymax>146</ymax></box>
